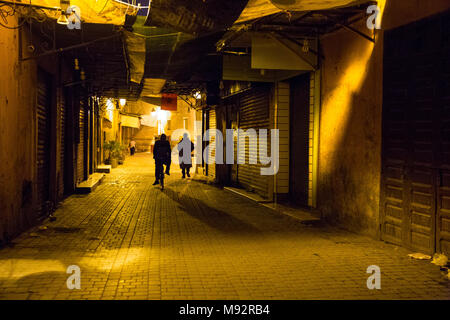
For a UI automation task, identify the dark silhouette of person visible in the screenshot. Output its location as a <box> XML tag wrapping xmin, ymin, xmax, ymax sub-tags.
<box><xmin>177</xmin><ymin>133</ymin><xmax>194</xmax><ymax>179</ymax></box>
<box><xmin>153</xmin><ymin>134</ymin><xmax>171</xmax><ymax>185</ymax></box>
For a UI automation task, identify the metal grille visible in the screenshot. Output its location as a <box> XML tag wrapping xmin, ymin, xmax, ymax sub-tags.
<box><xmin>58</xmin><ymin>88</ymin><xmax>65</xmax><ymax>198</ymax></box>
<box><xmin>36</xmin><ymin>70</ymin><xmax>51</xmax><ymax>218</ymax></box>
<box><xmin>208</xmin><ymin>108</ymin><xmax>216</xmax><ymax>179</ymax></box>
<box><xmin>77</xmin><ymin>99</ymin><xmax>85</xmax><ymax>184</ymax></box>
<box><xmin>237</xmin><ymin>86</ymin><xmax>270</xmax><ymax>198</ymax></box>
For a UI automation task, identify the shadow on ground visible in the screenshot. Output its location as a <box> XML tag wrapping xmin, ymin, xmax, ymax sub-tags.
<box><xmin>163</xmin><ymin>186</ymin><xmax>263</xmax><ymax>235</ymax></box>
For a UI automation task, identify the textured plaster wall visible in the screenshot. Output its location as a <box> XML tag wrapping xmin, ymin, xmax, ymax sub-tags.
<box><xmin>317</xmin><ymin>0</ymin><xmax>450</xmax><ymax>237</ymax></box>
<box><xmin>0</xmin><ymin>19</ymin><xmax>37</xmax><ymax>243</ymax></box>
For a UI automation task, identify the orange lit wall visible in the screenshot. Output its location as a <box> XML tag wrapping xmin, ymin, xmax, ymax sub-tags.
<box><xmin>317</xmin><ymin>0</ymin><xmax>450</xmax><ymax>237</ymax></box>
<box><xmin>0</xmin><ymin>18</ymin><xmax>38</xmax><ymax>243</ymax></box>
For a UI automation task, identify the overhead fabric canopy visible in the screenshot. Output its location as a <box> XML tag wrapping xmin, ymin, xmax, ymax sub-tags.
<box><xmin>144</xmin><ymin>0</ymin><xmax>250</xmax><ymax>35</ymax></box>
<box><xmin>129</xmin><ymin>15</ymin><xmax>223</xmax><ymax>92</ymax></box>
<box><xmin>124</xmin><ymin>30</ymin><xmax>146</xmax><ymax>84</ymax></box>
<box><xmin>270</xmin><ymin>0</ymin><xmax>369</xmax><ymax>10</ymax></box>
<box><xmin>121</xmin><ymin>114</ymin><xmax>141</xmax><ymax>128</ymax></box>
<box><xmin>25</xmin><ymin>0</ymin><xmax>372</xmax><ymax>98</ymax></box>
<box><xmin>28</xmin><ymin>0</ymin><xmax>130</xmax><ymax>24</ymax></box>
<box><xmin>236</xmin><ymin>0</ymin><xmax>368</xmax><ymax>23</ymax></box>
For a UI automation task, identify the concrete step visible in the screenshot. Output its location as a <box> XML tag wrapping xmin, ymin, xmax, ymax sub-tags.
<box><xmin>261</xmin><ymin>202</ymin><xmax>321</xmax><ymax>224</ymax></box>
<box><xmin>224</xmin><ymin>186</ymin><xmax>272</xmax><ymax>203</ymax></box>
<box><xmin>95</xmin><ymin>165</ymin><xmax>112</xmax><ymax>174</ymax></box>
<box><xmin>75</xmin><ymin>173</ymin><xmax>105</xmax><ymax>194</ymax></box>
<box><xmin>224</xmin><ymin>186</ymin><xmax>320</xmax><ymax>223</ymax></box>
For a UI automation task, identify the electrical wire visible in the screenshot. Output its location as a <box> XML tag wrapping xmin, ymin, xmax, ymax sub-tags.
<box><xmin>0</xmin><ymin>4</ymin><xmax>24</xmax><ymax>29</ymax></box>
<box><xmin>0</xmin><ymin>3</ymin><xmax>47</xmax><ymax>29</ymax></box>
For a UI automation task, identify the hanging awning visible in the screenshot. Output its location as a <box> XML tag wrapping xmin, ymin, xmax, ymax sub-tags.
<box><xmin>20</xmin><ymin>0</ymin><xmax>129</xmax><ymax>24</ymax></box>
<box><xmin>123</xmin><ymin>31</ymin><xmax>146</xmax><ymax>84</ymax></box>
<box><xmin>143</xmin><ymin>0</ymin><xmax>250</xmax><ymax>35</ymax></box>
<box><xmin>121</xmin><ymin>114</ymin><xmax>141</xmax><ymax>128</ymax></box>
<box><xmin>24</xmin><ymin>0</ymin><xmax>375</xmax><ymax>99</ymax></box>
<box><xmin>102</xmin><ymin>117</ymin><xmax>113</xmax><ymax>129</ymax></box>
<box><xmin>236</xmin><ymin>0</ymin><xmax>369</xmax><ymax>23</ymax></box>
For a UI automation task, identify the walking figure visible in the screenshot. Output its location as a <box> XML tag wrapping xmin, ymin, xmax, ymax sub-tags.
<box><xmin>178</xmin><ymin>133</ymin><xmax>194</xmax><ymax>179</ymax></box>
<box><xmin>129</xmin><ymin>139</ymin><xmax>136</xmax><ymax>156</ymax></box>
<box><xmin>153</xmin><ymin>134</ymin><xmax>171</xmax><ymax>187</ymax></box>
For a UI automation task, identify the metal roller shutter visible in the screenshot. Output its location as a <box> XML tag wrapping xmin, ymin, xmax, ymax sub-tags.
<box><xmin>237</xmin><ymin>86</ymin><xmax>270</xmax><ymax>198</ymax></box>
<box><xmin>77</xmin><ymin>99</ymin><xmax>85</xmax><ymax>184</ymax></box>
<box><xmin>58</xmin><ymin>88</ymin><xmax>65</xmax><ymax>198</ymax></box>
<box><xmin>208</xmin><ymin>108</ymin><xmax>216</xmax><ymax>179</ymax></box>
<box><xmin>36</xmin><ymin>70</ymin><xmax>51</xmax><ymax>218</ymax></box>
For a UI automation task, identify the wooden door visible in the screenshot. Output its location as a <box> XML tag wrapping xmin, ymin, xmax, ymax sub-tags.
<box><xmin>381</xmin><ymin>10</ymin><xmax>450</xmax><ymax>255</ymax></box>
<box><xmin>289</xmin><ymin>73</ymin><xmax>310</xmax><ymax>206</ymax></box>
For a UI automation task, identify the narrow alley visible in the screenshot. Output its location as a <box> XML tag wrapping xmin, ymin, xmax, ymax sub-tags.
<box><xmin>1</xmin><ymin>0</ymin><xmax>450</xmax><ymax>304</ymax></box>
<box><xmin>0</xmin><ymin>154</ymin><xmax>448</xmax><ymax>300</ymax></box>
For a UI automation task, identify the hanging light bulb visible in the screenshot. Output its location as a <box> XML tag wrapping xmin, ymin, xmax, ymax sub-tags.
<box><xmin>57</xmin><ymin>11</ymin><xmax>69</xmax><ymax>25</ymax></box>
<box><xmin>193</xmin><ymin>91</ymin><xmax>202</xmax><ymax>100</ymax></box>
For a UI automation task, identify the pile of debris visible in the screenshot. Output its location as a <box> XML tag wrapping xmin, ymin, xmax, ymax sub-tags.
<box><xmin>408</xmin><ymin>252</ymin><xmax>449</xmax><ymax>280</ymax></box>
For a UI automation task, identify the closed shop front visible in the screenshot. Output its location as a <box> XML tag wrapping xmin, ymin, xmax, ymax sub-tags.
<box><xmin>236</xmin><ymin>85</ymin><xmax>271</xmax><ymax>198</ymax></box>
<box><xmin>221</xmin><ymin>98</ymin><xmax>239</xmax><ymax>186</ymax></box>
<box><xmin>36</xmin><ymin>69</ymin><xmax>52</xmax><ymax>219</ymax></box>
<box><xmin>77</xmin><ymin>96</ymin><xmax>88</xmax><ymax>184</ymax></box>
<box><xmin>58</xmin><ymin>87</ymin><xmax>66</xmax><ymax>199</ymax></box>
<box><xmin>289</xmin><ymin>74</ymin><xmax>310</xmax><ymax>206</ymax></box>
<box><xmin>207</xmin><ymin>107</ymin><xmax>217</xmax><ymax>180</ymax></box>
<box><xmin>381</xmin><ymin>10</ymin><xmax>450</xmax><ymax>255</ymax></box>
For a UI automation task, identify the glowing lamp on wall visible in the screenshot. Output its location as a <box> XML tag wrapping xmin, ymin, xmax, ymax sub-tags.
<box><xmin>57</xmin><ymin>11</ymin><xmax>69</xmax><ymax>25</ymax></box>
<box><xmin>106</xmin><ymin>99</ymin><xmax>115</xmax><ymax>122</ymax></box>
<box><xmin>193</xmin><ymin>91</ymin><xmax>202</xmax><ymax>100</ymax></box>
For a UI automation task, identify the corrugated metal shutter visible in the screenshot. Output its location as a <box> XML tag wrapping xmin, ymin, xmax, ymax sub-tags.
<box><xmin>36</xmin><ymin>70</ymin><xmax>51</xmax><ymax>218</ymax></box>
<box><xmin>208</xmin><ymin>108</ymin><xmax>216</xmax><ymax>180</ymax></box>
<box><xmin>237</xmin><ymin>86</ymin><xmax>270</xmax><ymax>198</ymax></box>
<box><xmin>58</xmin><ymin>88</ymin><xmax>65</xmax><ymax>198</ymax></box>
<box><xmin>77</xmin><ymin>99</ymin><xmax>85</xmax><ymax>184</ymax></box>
<box><xmin>308</xmin><ymin>74</ymin><xmax>315</xmax><ymax>206</ymax></box>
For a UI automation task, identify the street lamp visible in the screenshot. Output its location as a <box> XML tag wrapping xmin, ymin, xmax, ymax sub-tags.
<box><xmin>193</xmin><ymin>91</ymin><xmax>202</xmax><ymax>100</ymax></box>
<box><xmin>57</xmin><ymin>11</ymin><xmax>69</xmax><ymax>25</ymax></box>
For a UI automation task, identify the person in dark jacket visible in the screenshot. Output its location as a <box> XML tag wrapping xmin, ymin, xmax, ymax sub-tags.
<box><xmin>153</xmin><ymin>134</ymin><xmax>171</xmax><ymax>185</ymax></box>
<box><xmin>177</xmin><ymin>133</ymin><xmax>194</xmax><ymax>179</ymax></box>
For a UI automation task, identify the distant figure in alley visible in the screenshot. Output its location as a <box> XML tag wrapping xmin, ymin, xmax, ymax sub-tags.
<box><xmin>129</xmin><ymin>139</ymin><xmax>136</xmax><ymax>156</ymax></box>
<box><xmin>178</xmin><ymin>133</ymin><xmax>194</xmax><ymax>179</ymax></box>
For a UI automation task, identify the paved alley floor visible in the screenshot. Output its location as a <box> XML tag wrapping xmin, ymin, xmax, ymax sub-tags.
<box><xmin>0</xmin><ymin>153</ymin><xmax>448</xmax><ymax>300</ymax></box>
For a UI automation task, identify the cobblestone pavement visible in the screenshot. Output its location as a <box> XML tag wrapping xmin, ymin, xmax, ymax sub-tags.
<box><xmin>0</xmin><ymin>153</ymin><xmax>448</xmax><ymax>300</ymax></box>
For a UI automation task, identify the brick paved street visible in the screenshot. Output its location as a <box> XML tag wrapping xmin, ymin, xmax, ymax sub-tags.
<box><xmin>0</xmin><ymin>153</ymin><xmax>448</xmax><ymax>300</ymax></box>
